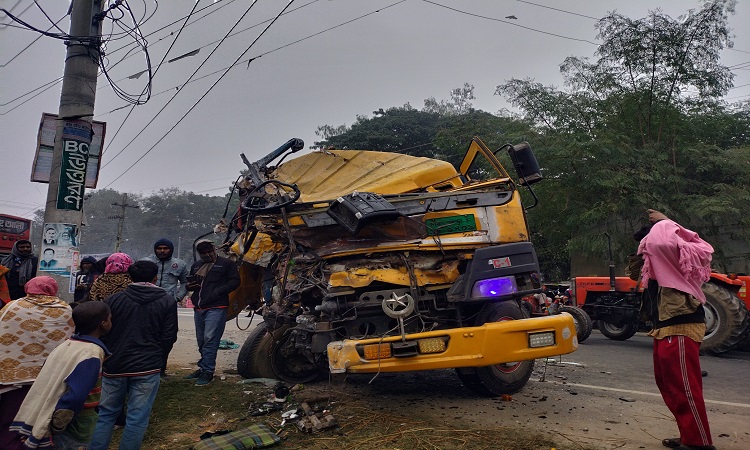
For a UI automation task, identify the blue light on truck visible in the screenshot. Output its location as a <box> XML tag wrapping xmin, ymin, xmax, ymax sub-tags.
<box><xmin>471</xmin><ymin>276</ymin><xmax>517</xmax><ymax>298</ymax></box>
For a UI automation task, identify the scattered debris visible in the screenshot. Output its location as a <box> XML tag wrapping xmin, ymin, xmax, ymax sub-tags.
<box><xmin>218</xmin><ymin>339</ymin><xmax>239</xmax><ymax>349</ymax></box>
<box><xmin>619</xmin><ymin>397</ymin><xmax>636</xmax><ymax>403</ymax></box>
<box><xmin>237</xmin><ymin>378</ymin><xmax>279</xmax><ymax>387</ymax></box>
<box><xmin>297</xmin><ymin>402</ymin><xmax>338</xmax><ymax>432</ymax></box>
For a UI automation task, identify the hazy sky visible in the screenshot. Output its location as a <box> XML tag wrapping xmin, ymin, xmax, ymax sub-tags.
<box><xmin>1</xmin><ymin>0</ymin><xmax>748</xmax><ymax>220</ymax></box>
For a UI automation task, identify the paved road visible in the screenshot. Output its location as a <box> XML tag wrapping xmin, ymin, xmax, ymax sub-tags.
<box><xmin>169</xmin><ymin>314</ymin><xmax>750</xmax><ymax>449</ymax></box>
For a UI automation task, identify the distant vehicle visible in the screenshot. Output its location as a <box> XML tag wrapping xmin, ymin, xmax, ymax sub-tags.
<box><xmin>0</xmin><ymin>214</ymin><xmax>32</xmax><ymax>257</ymax></box>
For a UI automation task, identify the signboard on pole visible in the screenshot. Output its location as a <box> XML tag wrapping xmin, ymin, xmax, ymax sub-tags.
<box><xmin>31</xmin><ymin>113</ymin><xmax>105</xmax><ymax>189</ymax></box>
<box><xmin>56</xmin><ymin>120</ymin><xmax>93</xmax><ymax>211</ymax></box>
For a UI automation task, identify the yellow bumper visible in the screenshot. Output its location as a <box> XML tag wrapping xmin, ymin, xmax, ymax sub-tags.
<box><xmin>327</xmin><ymin>313</ymin><xmax>578</xmax><ymax>373</ymax></box>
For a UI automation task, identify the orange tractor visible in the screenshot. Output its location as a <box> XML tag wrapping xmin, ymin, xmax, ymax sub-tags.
<box><xmin>571</xmin><ymin>270</ymin><xmax>748</xmax><ymax>355</ymax></box>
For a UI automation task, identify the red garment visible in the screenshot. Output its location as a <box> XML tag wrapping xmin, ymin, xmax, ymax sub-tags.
<box><xmin>23</xmin><ymin>276</ymin><xmax>58</xmax><ymax>296</ymax></box>
<box><xmin>653</xmin><ymin>335</ymin><xmax>712</xmax><ymax>447</ymax></box>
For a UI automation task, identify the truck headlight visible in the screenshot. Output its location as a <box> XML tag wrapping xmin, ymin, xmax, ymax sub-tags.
<box><xmin>528</xmin><ymin>331</ymin><xmax>555</xmax><ymax>348</ymax></box>
<box><xmin>471</xmin><ymin>276</ymin><xmax>517</xmax><ymax>298</ymax></box>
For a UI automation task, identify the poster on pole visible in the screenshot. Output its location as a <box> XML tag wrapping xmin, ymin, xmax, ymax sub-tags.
<box><xmin>56</xmin><ymin>120</ymin><xmax>93</xmax><ymax>211</ymax></box>
<box><xmin>30</xmin><ymin>113</ymin><xmax>105</xmax><ymax>189</ymax></box>
<box><xmin>39</xmin><ymin>223</ymin><xmax>80</xmax><ymax>277</ymax></box>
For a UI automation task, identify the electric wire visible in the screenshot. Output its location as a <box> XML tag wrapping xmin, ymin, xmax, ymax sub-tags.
<box><xmin>100</xmin><ymin>0</ymin><xmax>320</xmax><ymax>161</ymax></box>
<box><xmin>98</xmin><ymin>0</ymin><xmax>407</xmax><ymax>118</ymax></box>
<box><xmin>33</xmin><ymin>0</ymin><xmax>66</xmax><ymax>33</ymax></box>
<box><xmin>104</xmin><ymin>0</ymin><xmax>298</xmax><ymax>188</ymax></box>
<box><xmin>101</xmin><ymin>0</ymin><xmax>202</xmax><ymax>158</ymax></box>
<box><xmin>421</xmin><ymin>0</ymin><xmax>599</xmax><ymax>45</ymax></box>
<box><xmin>0</xmin><ymin>13</ymin><xmax>67</xmax><ymax>67</ymax></box>
<box><xmin>100</xmin><ymin>0</ymin><xmax>267</xmax><ymax>170</ymax></box>
<box><xmin>514</xmin><ymin>0</ymin><xmax>598</xmax><ymax>21</ymax></box>
<box><xmin>0</xmin><ymin>0</ymin><xmax>232</xmax><ymax>111</ymax></box>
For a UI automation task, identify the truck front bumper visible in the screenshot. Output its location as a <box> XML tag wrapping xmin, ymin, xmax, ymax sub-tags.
<box><xmin>327</xmin><ymin>313</ymin><xmax>577</xmax><ymax>373</ymax></box>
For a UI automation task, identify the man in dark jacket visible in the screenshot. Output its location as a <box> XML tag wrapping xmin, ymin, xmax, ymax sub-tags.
<box><xmin>89</xmin><ymin>260</ymin><xmax>178</xmax><ymax>450</ymax></box>
<box><xmin>185</xmin><ymin>240</ymin><xmax>240</xmax><ymax>386</ymax></box>
<box><xmin>1</xmin><ymin>240</ymin><xmax>38</xmax><ymax>300</ymax></box>
<box><xmin>141</xmin><ymin>238</ymin><xmax>188</xmax><ymax>378</ymax></box>
<box><xmin>74</xmin><ymin>256</ymin><xmax>100</xmax><ymax>302</ymax></box>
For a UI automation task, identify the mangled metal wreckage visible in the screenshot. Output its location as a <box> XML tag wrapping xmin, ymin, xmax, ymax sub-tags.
<box><xmin>226</xmin><ymin>137</ymin><xmax>577</xmax><ymax>396</ymax></box>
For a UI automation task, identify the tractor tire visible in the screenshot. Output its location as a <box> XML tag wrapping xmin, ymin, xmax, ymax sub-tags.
<box><xmin>597</xmin><ymin>320</ymin><xmax>638</xmax><ymax>341</ymax></box>
<box><xmin>456</xmin><ymin>301</ymin><xmax>534</xmax><ymax>396</ymax></box>
<box><xmin>559</xmin><ymin>306</ymin><xmax>592</xmax><ymax>343</ymax></box>
<box><xmin>237</xmin><ymin>322</ymin><xmax>277</xmax><ymax>379</ymax></box>
<box><xmin>700</xmin><ymin>282</ymin><xmax>749</xmax><ymax>356</ymax></box>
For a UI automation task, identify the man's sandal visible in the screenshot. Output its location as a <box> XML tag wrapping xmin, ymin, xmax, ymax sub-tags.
<box><xmin>663</xmin><ymin>438</ymin><xmax>681</xmax><ymax>448</ymax></box>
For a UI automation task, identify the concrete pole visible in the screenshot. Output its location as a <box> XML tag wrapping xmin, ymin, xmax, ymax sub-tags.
<box><xmin>40</xmin><ymin>0</ymin><xmax>104</xmax><ymax>300</ymax></box>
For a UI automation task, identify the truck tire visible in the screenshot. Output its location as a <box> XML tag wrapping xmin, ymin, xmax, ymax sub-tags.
<box><xmin>237</xmin><ymin>323</ymin><xmax>277</xmax><ymax>379</ymax></box>
<box><xmin>559</xmin><ymin>306</ymin><xmax>592</xmax><ymax>343</ymax></box>
<box><xmin>597</xmin><ymin>320</ymin><xmax>637</xmax><ymax>341</ymax></box>
<box><xmin>271</xmin><ymin>328</ymin><xmax>322</xmax><ymax>384</ymax></box>
<box><xmin>456</xmin><ymin>301</ymin><xmax>534</xmax><ymax>396</ymax></box>
<box><xmin>701</xmin><ymin>282</ymin><xmax>749</xmax><ymax>356</ymax></box>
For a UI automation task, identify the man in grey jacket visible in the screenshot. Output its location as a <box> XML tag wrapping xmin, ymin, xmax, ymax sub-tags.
<box><xmin>141</xmin><ymin>238</ymin><xmax>187</xmax><ymax>378</ymax></box>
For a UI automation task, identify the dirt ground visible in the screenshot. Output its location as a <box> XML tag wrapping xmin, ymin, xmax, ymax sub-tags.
<box><xmin>168</xmin><ymin>316</ymin><xmax>750</xmax><ymax>450</ymax></box>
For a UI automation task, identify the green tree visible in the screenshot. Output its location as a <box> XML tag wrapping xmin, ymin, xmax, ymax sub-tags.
<box><xmin>496</xmin><ymin>1</ymin><xmax>748</xmax><ymax>270</ymax></box>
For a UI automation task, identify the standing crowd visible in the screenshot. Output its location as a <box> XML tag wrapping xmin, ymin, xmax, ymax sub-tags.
<box><xmin>0</xmin><ymin>238</ymin><xmax>239</xmax><ymax>449</ymax></box>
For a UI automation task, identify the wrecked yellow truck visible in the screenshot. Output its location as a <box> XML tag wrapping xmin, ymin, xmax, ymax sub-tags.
<box><xmin>226</xmin><ymin>137</ymin><xmax>577</xmax><ymax>396</ymax></box>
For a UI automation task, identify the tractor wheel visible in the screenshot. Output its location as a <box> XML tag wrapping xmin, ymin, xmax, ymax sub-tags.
<box><xmin>597</xmin><ymin>320</ymin><xmax>637</xmax><ymax>341</ymax></box>
<box><xmin>559</xmin><ymin>306</ymin><xmax>592</xmax><ymax>343</ymax></box>
<box><xmin>237</xmin><ymin>322</ymin><xmax>277</xmax><ymax>379</ymax></box>
<box><xmin>456</xmin><ymin>301</ymin><xmax>534</xmax><ymax>396</ymax></box>
<box><xmin>700</xmin><ymin>282</ymin><xmax>749</xmax><ymax>355</ymax></box>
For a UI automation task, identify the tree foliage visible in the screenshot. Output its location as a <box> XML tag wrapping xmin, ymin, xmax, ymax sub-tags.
<box><xmin>495</xmin><ymin>1</ymin><xmax>749</xmax><ymax>271</ymax></box>
<box><xmin>33</xmin><ymin>188</ymin><xmax>235</xmax><ymax>263</ymax></box>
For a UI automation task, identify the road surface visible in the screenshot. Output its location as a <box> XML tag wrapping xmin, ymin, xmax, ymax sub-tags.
<box><xmin>168</xmin><ymin>311</ymin><xmax>750</xmax><ymax>449</ymax></box>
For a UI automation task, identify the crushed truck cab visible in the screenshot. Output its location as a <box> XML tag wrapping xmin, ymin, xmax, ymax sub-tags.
<box><xmin>228</xmin><ymin>137</ymin><xmax>577</xmax><ymax>396</ymax></box>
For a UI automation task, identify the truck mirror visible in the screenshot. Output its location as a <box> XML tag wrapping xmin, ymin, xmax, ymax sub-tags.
<box><xmin>507</xmin><ymin>142</ymin><xmax>542</xmax><ymax>186</ymax></box>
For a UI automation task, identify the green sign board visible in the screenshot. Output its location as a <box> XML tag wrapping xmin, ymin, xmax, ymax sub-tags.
<box><xmin>425</xmin><ymin>214</ymin><xmax>477</xmax><ymax>235</ymax></box>
<box><xmin>56</xmin><ymin>120</ymin><xmax>93</xmax><ymax>211</ymax></box>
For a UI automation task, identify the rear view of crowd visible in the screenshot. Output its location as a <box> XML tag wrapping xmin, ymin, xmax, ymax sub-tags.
<box><xmin>0</xmin><ymin>237</ymin><xmax>238</xmax><ymax>449</ymax></box>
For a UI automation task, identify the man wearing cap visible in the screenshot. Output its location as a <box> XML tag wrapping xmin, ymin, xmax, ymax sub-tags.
<box><xmin>185</xmin><ymin>241</ymin><xmax>240</xmax><ymax>386</ymax></box>
<box><xmin>142</xmin><ymin>238</ymin><xmax>188</xmax><ymax>378</ymax></box>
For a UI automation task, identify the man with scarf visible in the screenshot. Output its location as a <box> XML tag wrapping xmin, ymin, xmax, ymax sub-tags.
<box><xmin>0</xmin><ymin>276</ymin><xmax>74</xmax><ymax>450</ymax></box>
<box><xmin>1</xmin><ymin>240</ymin><xmax>38</xmax><ymax>301</ymax></box>
<box><xmin>637</xmin><ymin>209</ymin><xmax>716</xmax><ymax>450</ymax></box>
<box><xmin>185</xmin><ymin>241</ymin><xmax>239</xmax><ymax>386</ymax></box>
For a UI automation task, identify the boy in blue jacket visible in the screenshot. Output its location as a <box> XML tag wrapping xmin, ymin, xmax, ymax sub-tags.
<box><xmin>11</xmin><ymin>302</ymin><xmax>111</xmax><ymax>449</ymax></box>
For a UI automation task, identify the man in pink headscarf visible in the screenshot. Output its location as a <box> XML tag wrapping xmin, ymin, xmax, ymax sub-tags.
<box><xmin>637</xmin><ymin>210</ymin><xmax>716</xmax><ymax>450</ymax></box>
<box><xmin>87</xmin><ymin>253</ymin><xmax>134</xmax><ymax>302</ymax></box>
<box><xmin>0</xmin><ymin>276</ymin><xmax>74</xmax><ymax>449</ymax></box>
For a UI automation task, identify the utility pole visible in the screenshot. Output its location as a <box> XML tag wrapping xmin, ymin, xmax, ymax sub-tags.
<box><xmin>40</xmin><ymin>0</ymin><xmax>105</xmax><ymax>299</ymax></box>
<box><xmin>109</xmin><ymin>193</ymin><xmax>139</xmax><ymax>252</ymax></box>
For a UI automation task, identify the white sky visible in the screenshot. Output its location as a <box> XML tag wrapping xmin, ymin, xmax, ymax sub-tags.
<box><xmin>1</xmin><ymin>0</ymin><xmax>749</xmax><ymax>220</ymax></box>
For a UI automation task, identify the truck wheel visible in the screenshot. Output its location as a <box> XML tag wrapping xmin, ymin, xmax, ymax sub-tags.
<box><xmin>456</xmin><ymin>301</ymin><xmax>534</xmax><ymax>396</ymax></box>
<box><xmin>559</xmin><ymin>306</ymin><xmax>592</xmax><ymax>343</ymax></box>
<box><xmin>237</xmin><ymin>323</ymin><xmax>277</xmax><ymax>379</ymax></box>
<box><xmin>701</xmin><ymin>283</ymin><xmax>749</xmax><ymax>356</ymax></box>
<box><xmin>271</xmin><ymin>328</ymin><xmax>322</xmax><ymax>384</ymax></box>
<box><xmin>597</xmin><ymin>320</ymin><xmax>637</xmax><ymax>341</ymax></box>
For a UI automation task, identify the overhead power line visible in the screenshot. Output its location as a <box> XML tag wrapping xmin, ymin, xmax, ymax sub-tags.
<box><xmin>421</xmin><ymin>0</ymin><xmax>598</xmax><ymax>45</ymax></box>
<box><xmin>104</xmin><ymin>0</ymin><xmax>300</xmax><ymax>188</ymax></box>
<box><xmin>99</xmin><ymin>0</ymin><xmax>408</xmax><ymax>118</ymax></box>
<box><xmin>101</xmin><ymin>0</ymin><xmax>203</xmax><ymax>160</ymax></box>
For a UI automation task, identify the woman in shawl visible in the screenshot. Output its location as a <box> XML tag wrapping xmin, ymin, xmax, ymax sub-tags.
<box><xmin>1</xmin><ymin>240</ymin><xmax>38</xmax><ymax>300</ymax></box>
<box><xmin>87</xmin><ymin>253</ymin><xmax>134</xmax><ymax>302</ymax></box>
<box><xmin>0</xmin><ymin>276</ymin><xmax>74</xmax><ymax>450</ymax></box>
